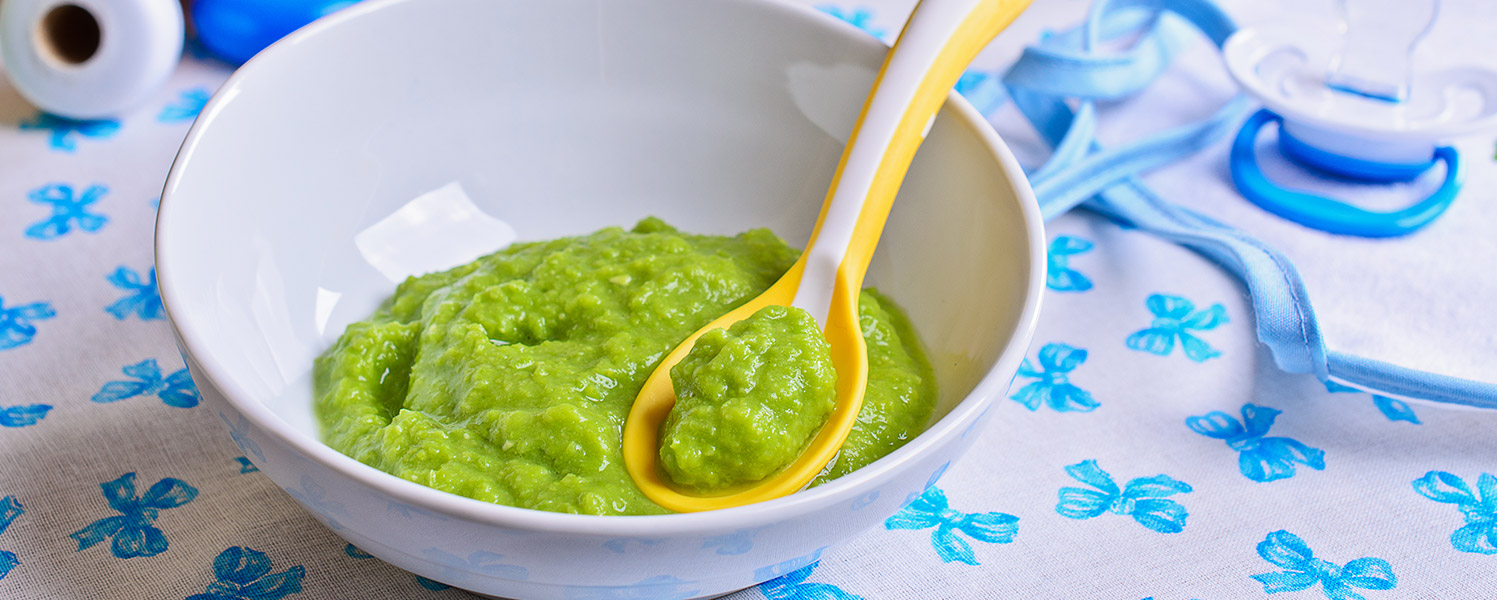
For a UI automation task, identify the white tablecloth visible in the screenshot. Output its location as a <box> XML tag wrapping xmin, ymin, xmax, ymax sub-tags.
<box><xmin>2</xmin><ymin>0</ymin><xmax>1494</xmax><ymax>598</ymax></box>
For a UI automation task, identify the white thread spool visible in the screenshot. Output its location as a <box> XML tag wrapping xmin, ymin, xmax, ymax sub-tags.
<box><xmin>0</xmin><ymin>0</ymin><xmax>184</xmax><ymax>120</ymax></box>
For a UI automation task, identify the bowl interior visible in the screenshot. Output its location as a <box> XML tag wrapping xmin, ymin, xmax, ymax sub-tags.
<box><xmin>158</xmin><ymin>0</ymin><xmax>1037</xmax><ymax>478</ymax></box>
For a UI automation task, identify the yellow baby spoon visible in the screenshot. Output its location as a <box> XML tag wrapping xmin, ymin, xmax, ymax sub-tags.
<box><xmin>622</xmin><ymin>0</ymin><xmax>1031</xmax><ymax>512</ymax></box>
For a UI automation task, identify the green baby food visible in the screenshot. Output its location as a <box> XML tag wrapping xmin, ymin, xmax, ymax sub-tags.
<box><xmin>314</xmin><ymin>218</ymin><xmax>935</xmax><ymax>515</ymax></box>
<box><xmin>660</xmin><ymin>304</ymin><xmax>837</xmax><ymax>491</ymax></box>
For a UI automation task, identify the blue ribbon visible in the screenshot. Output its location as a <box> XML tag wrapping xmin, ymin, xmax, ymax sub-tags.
<box><xmin>997</xmin><ymin>0</ymin><xmax>1497</xmax><ymax>408</ymax></box>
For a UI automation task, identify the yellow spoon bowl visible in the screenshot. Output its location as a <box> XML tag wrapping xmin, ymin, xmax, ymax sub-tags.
<box><xmin>623</xmin><ymin>0</ymin><xmax>1033</xmax><ymax>512</ymax></box>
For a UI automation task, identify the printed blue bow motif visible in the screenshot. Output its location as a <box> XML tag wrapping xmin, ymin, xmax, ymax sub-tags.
<box><xmin>816</xmin><ymin>5</ymin><xmax>887</xmax><ymax>40</ymax></box>
<box><xmin>1046</xmin><ymin>235</ymin><xmax>1095</xmax><ymax>292</ymax></box>
<box><xmin>1324</xmin><ymin>381</ymin><xmax>1420</xmax><ymax>425</ymax></box>
<box><xmin>1251</xmin><ymin>530</ymin><xmax>1396</xmax><ymax>600</ymax></box>
<box><xmin>885</xmin><ymin>487</ymin><xmax>1019</xmax><ymax>565</ymax></box>
<box><xmin>1412</xmin><ymin>471</ymin><xmax>1497</xmax><ymax>554</ymax></box>
<box><xmin>1186</xmin><ymin>404</ymin><xmax>1325</xmax><ymax>483</ymax></box>
<box><xmin>105</xmin><ymin>266</ymin><xmax>165</xmax><ymax>321</ymax></box>
<box><xmin>760</xmin><ymin>562</ymin><xmax>863</xmax><ymax>600</ymax></box>
<box><xmin>1125</xmin><ymin>294</ymin><xmax>1228</xmax><ymax>362</ymax></box>
<box><xmin>160</xmin><ymin>88</ymin><xmax>212</xmax><ymax>123</ymax></box>
<box><xmin>0</xmin><ymin>294</ymin><xmax>56</xmax><ymax>350</ymax></box>
<box><xmin>1055</xmin><ymin>460</ymin><xmax>1192</xmax><ymax>534</ymax></box>
<box><xmin>0</xmin><ymin>404</ymin><xmax>52</xmax><ymax>428</ymax></box>
<box><xmin>1010</xmin><ymin>342</ymin><xmax>1097</xmax><ymax>412</ymax></box>
<box><xmin>71</xmin><ymin>472</ymin><xmax>199</xmax><ymax>559</ymax></box>
<box><xmin>186</xmin><ymin>546</ymin><xmax>305</xmax><ymax>600</ymax></box>
<box><xmin>18</xmin><ymin>112</ymin><xmax>120</xmax><ymax>152</ymax></box>
<box><xmin>25</xmin><ymin>183</ymin><xmax>109</xmax><ymax>240</ymax></box>
<box><xmin>235</xmin><ymin>457</ymin><xmax>259</xmax><ymax>474</ymax></box>
<box><xmin>1</xmin><ymin>496</ymin><xmax>22</xmax><ymax>581</ymax></box>
<box><xmin>92</xmin><ymin>359</ymin><xmax>201</xmax><ymax>408</ymax></box>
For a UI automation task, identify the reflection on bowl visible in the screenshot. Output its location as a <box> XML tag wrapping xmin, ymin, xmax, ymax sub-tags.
<box><xmin>155</xmin><ymin>0</ymin><xmax>1044</xmax><ymax>597</ymax></box>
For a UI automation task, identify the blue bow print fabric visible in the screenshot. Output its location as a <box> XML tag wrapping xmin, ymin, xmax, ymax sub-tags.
<box><xmin>186</xmin><ymin>546</ymin><xmax>306</xmax><ymax>600</ymax></box>
<box><xmin>0</xmin><ymin>403</ymin><xmax>52</xmax><ymax>427</ymax></box>
<box><xmin>1010</xmin><ymin>342</ymin><xmax>1097</xmax><ymax>412</ymax></box>
<box><xmin>0</xmin><ymin>496</ymin><xmax>22</xmax><ymax>580</ymax></box>
<box><xmin>1125</xmin><ymin>294</ymin><xmax>1228</xmax><ymax>362</ymax></box>
<box><xmin>70</xmin><ymin>473</ymin><xmax>200</xmax><ymax>559</ymax></box>
<box><xmin>1046</xmin><ymin>235</ymin><xmax>1095</xmax><ymax>292</ymax></box>
<box><xmin>18</xmin><ymin>112</ymin><xmax>120</xmax><ymax>152</ymax></box>
<box><xmin>25</xmin><ymin>183</ymin><xmax>109</xmax><ymax>240</ymax></box>
<box><xmin>1252</xmin><ymin>531</ymin><xmax>1397</xmax><ymax>600</ymax></box>
<box><xmin>1187</xmin><ymin>404</ymin><xmax>1325</xmax><ymax>482</ymax></box>
<box><xmin>104</xmin><ymin>266</ymin><xmax>165</xmax><ymax>321</ymax></box>
<box><xmin>759</xmin><ymin>563</ymin><xmax>863</xmax><ymax>600</ymax></box>
<box><xmin>159</xmin><ymin>88</ymin><xmax>212</xmax><ymax>124</ymax></box>
<box><xmin>0</xmin><ymin>295</ymin><xmax>57</xmax><ymax>350</ymax></box>
<box><xmin>884</xmin><ymin>487</ymin><xmax>1019</xmax><ymax>565</ymax></box>
<box><xmin>2</xmin><ymin>0</ymin><xmax>1496</xmax><ymax>598</ymax></box>
<box><xmin>1055</xmin><ymin>460</ymin><xmax>1192</xmax><ymax>533</ymax></box>
<box><xmin>92</xmin><ymin>359</ymin><xmax>202</xmax><ymax>408</ymax></box>
<box><xmin>1412</xmin><ymin>471</ymin><xmax>1497</xmax><ymax>555</ymax></box>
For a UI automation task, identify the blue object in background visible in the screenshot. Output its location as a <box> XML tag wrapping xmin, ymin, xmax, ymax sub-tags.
<box><xmin>1228</xmin><ymin>109</ymin><xmax>1463</xmax><ymax>239</ymax></box>
<box><xmin>191</xmin><ymin>0</ymin><xmax>362</xmax><ymax>65</ymax></box>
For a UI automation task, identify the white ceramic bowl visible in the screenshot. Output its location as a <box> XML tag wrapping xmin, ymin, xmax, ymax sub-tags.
<box><xmin>155</xmin><ymin>0</ymin><xmax>1044</xmax><ymax>597</ymax></box>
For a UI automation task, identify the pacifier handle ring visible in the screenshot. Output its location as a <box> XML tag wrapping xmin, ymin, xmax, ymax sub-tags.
<box><xmin>1230</xmin><ymin>109</ymin><xmax>1464</xmax><ymax>238</ymax></box>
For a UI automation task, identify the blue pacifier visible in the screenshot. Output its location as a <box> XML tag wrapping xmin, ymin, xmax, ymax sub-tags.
<box><xmin>1223</xmin><ymin>0</ymin><xmax>1497</xmax><ymax>237</ymax></box>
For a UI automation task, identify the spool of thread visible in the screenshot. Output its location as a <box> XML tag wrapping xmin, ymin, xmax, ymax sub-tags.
<box><xmin>0</xmin><ymin>0</ymin><xmax>184</xmax><ymax>120</ymax></box>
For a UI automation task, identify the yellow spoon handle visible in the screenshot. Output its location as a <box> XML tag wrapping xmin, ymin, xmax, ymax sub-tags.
<box><xmin>621</xmin><ymin>0</ymin><xmax>1030</xmax><ymax>513</ymax></box>
<box><xmin>793</xmin><ymin>0</ymin><xmax>1033</xmax><ymax>326</ymax></box>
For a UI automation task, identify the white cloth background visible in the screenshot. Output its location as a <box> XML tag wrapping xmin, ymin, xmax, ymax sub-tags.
<box><xmin>1</xmin><ymin>0</ymin><xmax>1493</xmax><ymax>598</ymax></box>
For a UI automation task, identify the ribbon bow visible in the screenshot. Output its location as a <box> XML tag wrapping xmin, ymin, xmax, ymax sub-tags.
<box><xmin>187</xmin><ymin>546</ymin><xmax>305</xmax><ymax>600</ymax></box>
<box><xmin>25</xmin><ymin>184</ymin><xmax>108</xmax><ymax>240</ymax></box>
<box><xmin>1056</xmin><ymin>460</ymin><xmax>1191</xmax><ymax>533</ymax></box>
<box><xmin>70</xmin><ymin>473</ymin><xmax>199</xmax><ymax>559</ymax></box>
<box><xmin>18</xmin><ymin>112</ymin><xmax>120</xmax><ymax>152</ymax></box>
<box><xmin>0</xmin><ymin>295</ymin><xmax>56</xmax><ymax>350</ymax></box>
<box><xmin>1186</xmin><ymin>404</ymin><xmax>1324</xmax><ymax>482</ymax></box>
<box><xmin>0</xmin><ymin>496</ymin><xmax>22</xmax><ymax>580</ymax></box>
<box><xmin>105</xmin><ymin>267</ymin><xmax>165</xmax><ymax>321</ymax></box>
<box><xmin>1125</xmin><ymin>294</ymin><xmax>1228</xmax><ymax>362</ymax></box>
<box><xmin>1046</xmin><ymin>236</ymin><xmax>1095</xmax><ymax>292</ymax></box>
<box><xmin>1011</xmin><ymin>343</ymin><xmax>1096</xmax><ymax>412</ymax></box>
<box><xmin>1412</xmin><ymin>471</ymin><xmax>1497</xmax><ymax>554</ymax></box>
<box><xmin>885</xmin><ymin>488</ymin><xmax>1019</xmax><ymax>565</ymax></box>
<box><xmin>1252</xmin><ymin>530</ymin><xmax>1396</xmax><ymax>600</ymax></box>
<box><xmin>91</xmin><ymin>359</ymin><xmax>200</xmax><ymax>408</ymax></box>
<box><xmin>760</xmin><ymin>563</ymin><xmax>863</xmax><ymax>600</ymax></box>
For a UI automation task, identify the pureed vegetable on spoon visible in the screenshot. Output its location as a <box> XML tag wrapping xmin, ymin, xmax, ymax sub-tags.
<box><xmin>313</xmin><ymin>218</ymin><xmax>935</xmax><ymax>515</ymax></box>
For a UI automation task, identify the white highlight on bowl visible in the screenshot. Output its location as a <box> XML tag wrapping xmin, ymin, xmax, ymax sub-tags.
<box><xmin>354</xmin><ymin>181</ymin><xmax>519</xmax><ymax>284</ymax></box>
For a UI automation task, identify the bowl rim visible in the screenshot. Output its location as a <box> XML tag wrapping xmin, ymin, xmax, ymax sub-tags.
<box><xmin>155</xmin><ymin>0</ymin><xmax>1046</xmax><ymax>537</ymax></box>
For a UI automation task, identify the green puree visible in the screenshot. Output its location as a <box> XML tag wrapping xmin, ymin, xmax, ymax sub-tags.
<box><xmin>314</xmin><ymin>218</ymin><xmax>936</xmax><ymax>515</ymax></box>
<box><xmin>660</xmin><ymin>305</ymin><xmax>836</xmax><ymax>491</ymax></box>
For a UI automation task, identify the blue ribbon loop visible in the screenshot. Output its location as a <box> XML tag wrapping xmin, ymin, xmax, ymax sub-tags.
<box><xmin>997</xmin><ymin>0</ymin><xmax>1497</xmax><ymax>407</ymax></box>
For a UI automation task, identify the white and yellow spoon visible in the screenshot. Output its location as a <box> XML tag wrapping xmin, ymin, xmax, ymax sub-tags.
<box><xmin>622</xmin><ymin>0</ymin><xmax>1031</xmax><ymax>512</ymax></box>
